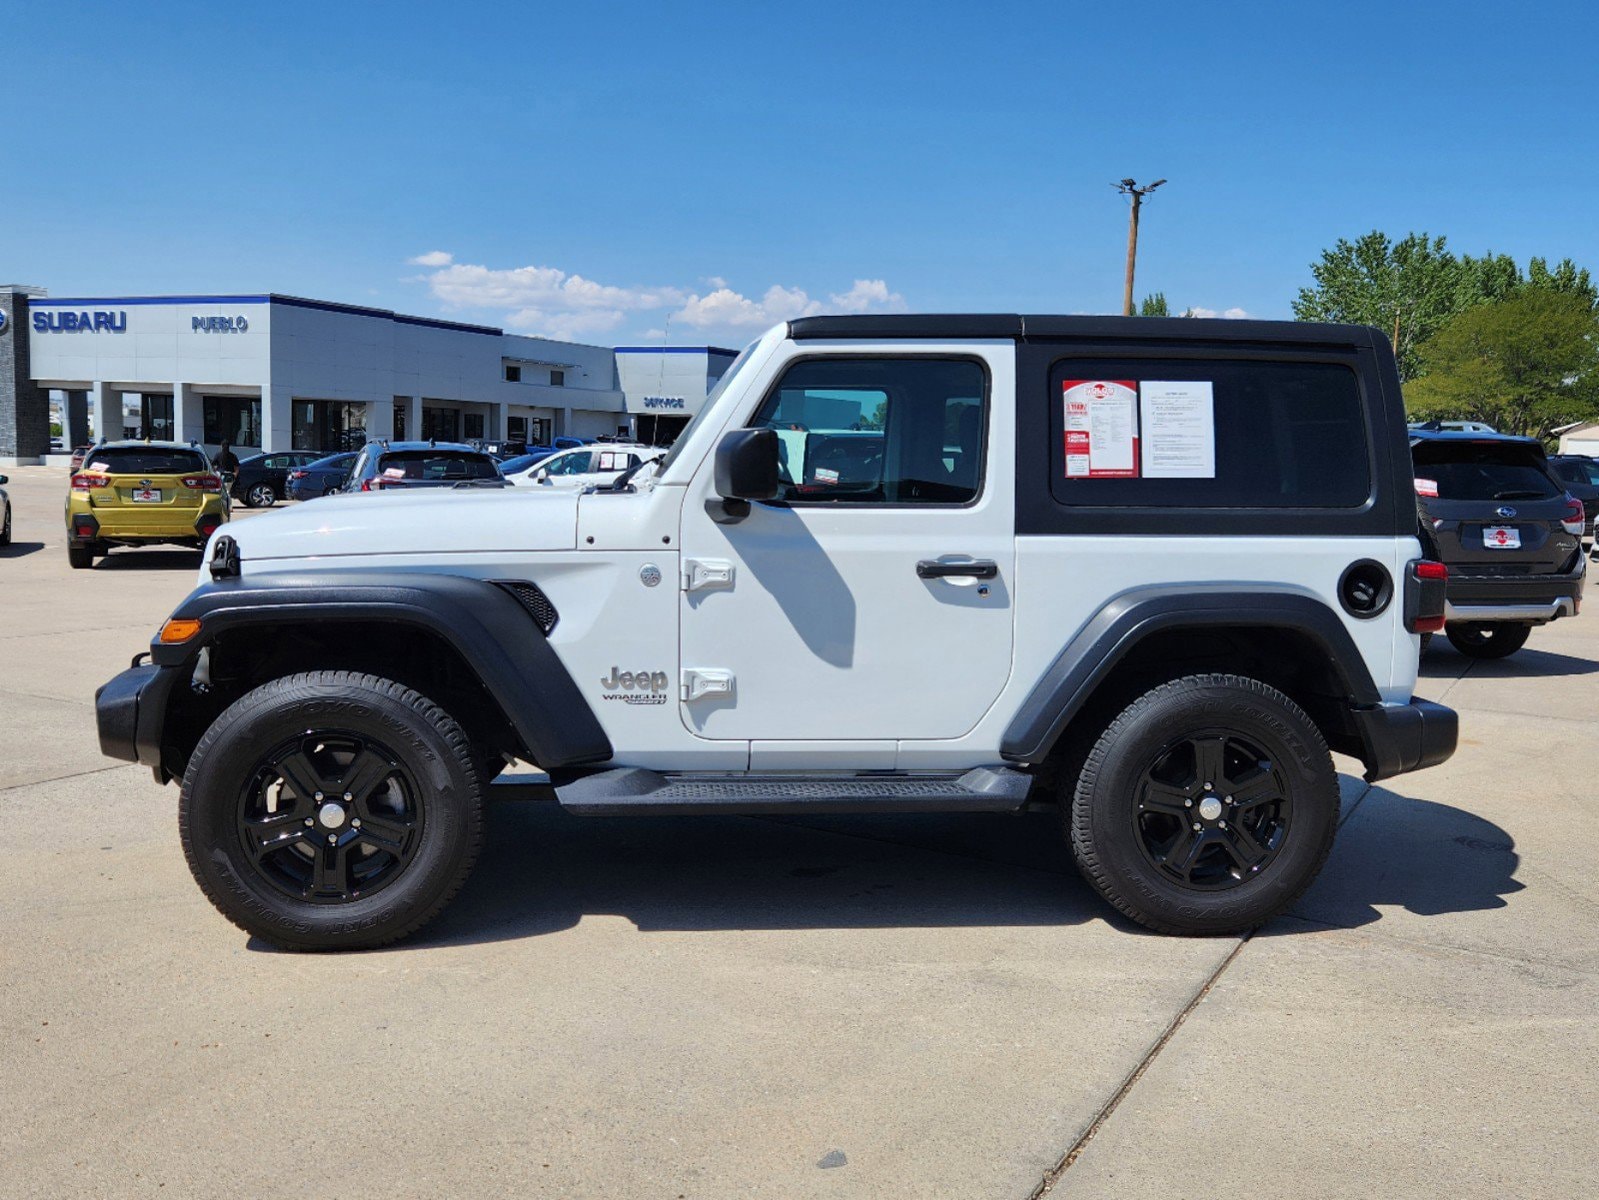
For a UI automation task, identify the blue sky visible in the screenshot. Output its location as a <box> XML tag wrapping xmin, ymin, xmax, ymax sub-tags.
<box><xmin>4</xmin><ymin>0</ymin><xmax>1596</xmax><ymax>344</ymax></box>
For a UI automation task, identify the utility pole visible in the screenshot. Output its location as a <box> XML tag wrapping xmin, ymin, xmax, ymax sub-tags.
<box><xmin>1115</xmin><ymin>178</ymin><xmax>1166</xmax><ymax>316</ymax></box>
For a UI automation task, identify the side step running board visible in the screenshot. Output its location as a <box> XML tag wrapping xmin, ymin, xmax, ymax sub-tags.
<box><xmin>553</xmin><ymin>766</ymin><xmax>1033</xmax><ymax>816</ymax></box>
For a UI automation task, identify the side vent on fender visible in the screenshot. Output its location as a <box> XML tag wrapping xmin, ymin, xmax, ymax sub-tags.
<box><xmin>494</xmin><ymin>580</ymin><xmax>559</xmax><ymax>635</ymax></box>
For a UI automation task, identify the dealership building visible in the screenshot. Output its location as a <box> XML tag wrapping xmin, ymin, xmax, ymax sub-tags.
<box><xmin>0</xmin><ymin>285</ymin><xmax>736</xmax><ymax>463</ymax></box>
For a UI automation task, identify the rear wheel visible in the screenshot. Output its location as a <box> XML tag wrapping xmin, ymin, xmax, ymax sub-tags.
<box><xmin>0</xmin><ymin>505</ymin><xmax>10</xmax><ymax>545</ymax></box>
<box><xmin>1446</xmin><ymin>622</ymin><xmax>1531</xmax><ymax>659</ymax></box>
<box><xmin>245</xmin><ymin>482</ymin><xmax>276</xmax><ymax>507</ymax></box>
<box><xmin>180</xmin><ymin>671</ymin><xmax>485</xmax><ymax>951</ymax></box>
<box><xmin>67</xmin><ymin>542</ymin><xmax>93</xmax><ymax>569</ymax></box>
<box><xmin>1069</xmin><ymin>673</ymin><xmax>1339</xmax><ymax>936</ymax></box>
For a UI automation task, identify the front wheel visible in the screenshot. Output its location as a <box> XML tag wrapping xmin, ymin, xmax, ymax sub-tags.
<box><xmin>1446</xmin><ymin>622</ymin><xmax>1531</xmax><ymax>659</ymax></box>
<box><xmin>1068</xmin><ymin>674</ymin><xmax>1339</xmax><ymax>936</ymax></box>
<box><xmin>179</xmin><ymin>671</ymin><xmax>485</xmax><ymax>950</ymax></box>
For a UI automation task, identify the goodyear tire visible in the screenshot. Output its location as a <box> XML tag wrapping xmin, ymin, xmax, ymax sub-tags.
<box><xmin>1068</xmin><ymin>674</ymin><xmax>1339</xmax><ymax>936</ymax></box>
<box><xmin>180</xmin><ymin>671</ymin><xmax>484</xmax><ymax>951</ymax></box>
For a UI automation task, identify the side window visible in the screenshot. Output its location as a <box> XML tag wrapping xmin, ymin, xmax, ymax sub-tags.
<box><xmin>1046</xmin><ymin>358</ymin><xmax>1370</xmax><ymax>509</ymax></box>
<box><xmin>749</xmin><ymin>358</ymin><xmax>988</xmax><ymax>505</ymax></box>
<box><xmin>545</xmin><ymin>450</ymin><xmax>593</xmax><ymax>476</ymax></box>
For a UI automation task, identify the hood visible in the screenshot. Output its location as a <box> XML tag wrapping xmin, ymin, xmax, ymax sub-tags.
<box><xmin>225</xmin><ymin>487</ymin><xmax>579</xmax><ymax>562</ymax></box>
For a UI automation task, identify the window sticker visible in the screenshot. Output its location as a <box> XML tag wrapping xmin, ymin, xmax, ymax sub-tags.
<box><xmin>814</xmin><ymin>467</ymin><xmax>840</xmax><ymax>485</ymax></box>
<box><xmin>1062</xmin><ymin>380</ymin><xmax>1139</xmax><ymax>478</ymax></box>
<box><xmin>1414</xmin><ymin>477</ymin><xmax>1439</xmax><ymax>497</ymax></box>
<box><xmin>1138</xmin><ymin>381</ymin><xmax>1216</xmax><ymax>479</ymax></box>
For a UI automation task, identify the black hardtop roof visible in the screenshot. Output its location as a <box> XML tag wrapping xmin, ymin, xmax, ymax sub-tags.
<box><xmin>787</xmin><ymin>313</ymin><xmax>1383</xmax><ymax>347</ymax></box>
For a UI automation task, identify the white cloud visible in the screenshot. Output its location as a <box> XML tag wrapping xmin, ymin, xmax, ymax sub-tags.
<box><xmin>408</xmin><ymin>252</ymin><xmax>909</xmax><ymax>342</ymax></box>
<box><xmin>1184</xmin><ymin>305</ymin><xmax>1251</xmax><ymax>320</ymax></box>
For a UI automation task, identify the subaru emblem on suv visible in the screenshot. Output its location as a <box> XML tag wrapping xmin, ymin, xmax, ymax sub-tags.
<box><xmin>1496</xmin><ymin>506</ymin><xmax>1517</xmax><ymax>519</ymax></box>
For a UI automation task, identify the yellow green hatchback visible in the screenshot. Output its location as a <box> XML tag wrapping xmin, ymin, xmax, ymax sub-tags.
<box><xmin>65</xmin><ymin>441</ymin><xmax>229</xmax><ymax>569</ymax></box>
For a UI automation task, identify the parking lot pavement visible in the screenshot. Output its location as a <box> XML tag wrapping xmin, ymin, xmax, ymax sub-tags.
<box><xmin>3</xmin><ymin>462</ymin><xmax>1596</xmax><ymax>1197</ymax></box>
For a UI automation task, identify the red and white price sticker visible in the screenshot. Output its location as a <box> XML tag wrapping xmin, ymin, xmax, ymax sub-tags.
<box><xmin>1062</xmin><ymin>380</ymin><xmax>1139</xmax><ymax>478</ymax></box>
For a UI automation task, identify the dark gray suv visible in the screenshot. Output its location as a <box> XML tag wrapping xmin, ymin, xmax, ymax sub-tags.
<box><xmin>1412</xmin><ymin>430</ymin><xmax>1586</xmax><ymax>658</ymax></box>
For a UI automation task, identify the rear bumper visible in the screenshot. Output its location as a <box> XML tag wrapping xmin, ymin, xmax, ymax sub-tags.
<box><xmin>94</xmin><ymin>663</ymin><xmax>178</xmax><ymax>768</ymax></box>
<box><xmin>1351</xmin><ymin>698</ymin><xmax>1458</xmax><ymax>783</ymax></box>
<box><xmin>1444</xmin><ymin>563</ymin><xmax>1584</xmax><ymax>624</ymax></box>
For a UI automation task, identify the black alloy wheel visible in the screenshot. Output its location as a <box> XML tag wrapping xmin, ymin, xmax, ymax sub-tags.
<box><xmin>1133</xmin><ymin>734</ymin><xmax>1290</xmax><ymax>890</ymax></box>
<box><xmin>238</xmin><ymin>732</ymin><xmax>424</xmax><ymax>905</ymax></box>
<box><xmin>180</xmin><ymin>671</ymin><xmax>485</xmax><ymax>950</ymax></box>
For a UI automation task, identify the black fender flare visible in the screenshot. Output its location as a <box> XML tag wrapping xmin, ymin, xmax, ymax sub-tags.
<box><xmin>149</xmin><ymin>572</ymin><xmax>612</xmax><ymax>769</ymax></box>
<box><xmin>999</xmin><ymin>585</ymin><xmax>1384</xmax><ymax>764</ymax></box>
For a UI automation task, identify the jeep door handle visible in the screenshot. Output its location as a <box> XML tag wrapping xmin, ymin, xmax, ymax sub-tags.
<box><xmin>916</xmin><ymin>559</ymin><xmax>998</xmax><ymax>580</ymax></box>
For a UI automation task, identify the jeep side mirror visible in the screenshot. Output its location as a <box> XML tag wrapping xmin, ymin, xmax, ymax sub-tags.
<box><xmin>0</xmin><ymin>475</ymin><xmax>8</xmax><ymax>485</ymax></box>
<box><xmin>715</xmin><ymin>428</ymin><xmax>779</xmax><ymax>500</ymax></box>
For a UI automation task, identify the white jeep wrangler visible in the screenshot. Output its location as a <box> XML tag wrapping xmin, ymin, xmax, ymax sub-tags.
<box><xmin>96</xmin><ymin>314</ymin><xmax>1457</xmax><ymax>950</ymax></box>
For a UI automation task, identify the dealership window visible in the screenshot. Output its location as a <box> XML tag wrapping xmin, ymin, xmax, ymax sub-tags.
<box><xmin>550</xmin><ymin>370</ymin><xmax>565</xmax><ymax>387</ymax></box>
<box><xmin>393</xmin><ymin>400</ymin><xmax>407</xmax><ymax>441</ymax></box>
<box><xmin>749</xmin><ymin>357</ymin><xmax>988</xmax><ymax>505</ymax></box>
<box><xmin>422</xmin><ymin>407</ymin><xmax>459</xmax><ymax>442</ymax></box>
<box><xmin>1045</xmin><ymin>358</ymin><xmax>1370</xmax><ymax>509</ymax></box>
<box><xmin>463</xmin><ymin>412</ymin><xmax>485</xmax><ymax>440</ymax></box>
<box><xmin>508</xmin><ymin>416</ymin><xmax>529</xmax><ymax>441</ymax></box>
<box><xmin>203</xmin><ymin>396</ymin><xmax>262</xmax><ymax>446</ymax></box>
<box><xmin>139</xmin><ymin>394</ymin><xmax>174</xmax><ymax>440</ymax></box>
<box><xmin>504</xmin><ymin>364</ymin><xmax>521</xmax><ymax>383</ymax></box>
<box><xmin>293</xmin><ymin>400</ymin><xmax>368</xmax><ymax>453</ymax></box>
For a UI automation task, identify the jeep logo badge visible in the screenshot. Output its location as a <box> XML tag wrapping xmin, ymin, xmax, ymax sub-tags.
<box><xmin>600</xmin><ymin>666</ymin><xmax>669</xmax><ymax>706</ymax></box>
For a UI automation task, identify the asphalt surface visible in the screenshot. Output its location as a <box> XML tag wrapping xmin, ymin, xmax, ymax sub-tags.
<box><xmin>2</xmin><ymin>465</ymin><xmax>1595</xmax><ymax>1198</ymax></box>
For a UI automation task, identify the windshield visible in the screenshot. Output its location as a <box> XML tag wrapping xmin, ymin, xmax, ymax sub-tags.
<box><xmin>657</xmin><ymin>340</ymin><xmax>760</xmax><ymax>475</ymax></box>
<box><xmin>82</xmin><ymin>447</ymin><xmax>210</xmax><ymax>475</ymax></box>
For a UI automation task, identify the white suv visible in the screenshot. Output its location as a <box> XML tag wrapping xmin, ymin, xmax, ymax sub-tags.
<box><xmin>96</xmin><ymin>314</ymin><xmax>1457</xmax><ymax>950</ymax></box>
<box><xmin>507</xmin><ymin>443</ymin><xmax>659</xmax><ymax>489</ymax></box>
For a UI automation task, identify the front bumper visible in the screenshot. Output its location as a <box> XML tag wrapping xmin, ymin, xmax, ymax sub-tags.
<box><xmin>1350</xmin><ymin>698</ymin><xmax>1458</xmax><ymax>783</ymax></box>
<box><xmin>95</xmin><ymin>662</ymin><xmax>178</xmax><ymax>769</ymax></box>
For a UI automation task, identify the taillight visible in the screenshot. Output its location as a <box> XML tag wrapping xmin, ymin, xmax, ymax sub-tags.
<box><xmin>71</xmin><ymin>473</ymin><xmax>110</xmax><ymax>491</ymax></box>
<box><xmin>1560</xmin><ymin>495</ymin><xmax>1585</xmax><ymax>535</ymax></box>
<box><xmin>1406</xmin><ymin>559</ymin><xmax>1448</xmax><ymax>634</ymax></box>
<box><xmin>288</xmin><ymin>470</ymin><xmax>307</xmax><ymax>480</ymax></box>
<box><xmin>360</xmin><ymin>478</ymin><xmax>377</xmax><ymax>491</ymax></box>
<box><xmin>181</xmin><ymin>474</ymin><xmax>223</xmax><ymax>492</ymax></box>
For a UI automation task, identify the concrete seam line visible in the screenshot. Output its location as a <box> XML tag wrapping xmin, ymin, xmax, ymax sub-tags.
<box><xmin>1029</xmin><ymin>937</ymin><xmax>1250</xmax><ymax>1198</ymax></box>
<box><xmin>0</xmin><ymin>762</ymin><xmax>136</xmax><ymax>794</ymax></box>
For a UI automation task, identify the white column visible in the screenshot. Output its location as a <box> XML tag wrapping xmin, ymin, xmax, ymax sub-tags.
<box><xmin>173</xmin><ymin>382</ymin><xmax>203</xmax><ymax>446</ymax></box>
<box><xmin>262</xmin><ymin>382</ymin><xmax>294</xmax><ymax>452</ymax></box>
<box><xmin>495</xmin><ymin>401</ymin><xmax>509</xmax><ymax>441</ymax></box>
<box><xmin>91</xmin><ymin>381</ymin><xmax>120</xmax><ymax>442</ymax></box>
<box><xmin>367</xmin><ymin>396</ymin><xmax>395</xmax><ymax>441</ymax></box>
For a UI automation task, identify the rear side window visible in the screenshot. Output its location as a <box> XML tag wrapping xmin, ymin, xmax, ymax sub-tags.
<box><xmin>1047</xmin><ymin>359</ymin><xmax>1370</xmax><ymax>509</ymax></box>
<box><xmin>1551</xmin><ymin>458</ymin><xmax>1599</xmax><ymax>487</ymax></box>
<box><xmin>749</xmin><ymin>357</ymin><xmax>988</xmax><ymax>505</ymax></box>
<box><xmin>83</xmin><ymin>447</ymin><xmax>210</xmax><ymax>475</ymax></box>
<box><xmin>1412</xmin><ymin>442</ymin><xmax>1560</xmax><ymax>501</ymax></box>
<box><xmin>377</xmin><ymin>451</ymin><xmax>500</xmax><ymax>481</ymax></box>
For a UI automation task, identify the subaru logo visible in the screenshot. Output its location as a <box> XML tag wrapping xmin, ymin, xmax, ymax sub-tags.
<box><xmin>1495</xmin><ymin>506</ymin><xmax>1517</xmax><ymax>519</ymax></box>
<box><xmin>140</xmin><ymin>479</ymin><xmax>152</xmax><ymax>488</ymax></box>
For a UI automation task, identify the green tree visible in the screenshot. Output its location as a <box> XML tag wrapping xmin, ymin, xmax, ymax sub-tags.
<box><xmin>1138</xmin><ymin>292</ymin><xmax>1170</xmax><ymax>317</ymax></box>
<box><xmin>1293</xmin><ymin>232</ymin><xmax>1465</xmax><ymax>380</ymax></box>
<box><xmin>1405</xmin><ymin>291</ymin><xmax>1599</xmax><ymax>440</ymax></box>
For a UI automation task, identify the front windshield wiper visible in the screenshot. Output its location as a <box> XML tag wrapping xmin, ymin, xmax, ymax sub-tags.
<box><xmin>599</xmin><ymin>455</ymin><xmax>663</xmax><ymax>493</ymax></box>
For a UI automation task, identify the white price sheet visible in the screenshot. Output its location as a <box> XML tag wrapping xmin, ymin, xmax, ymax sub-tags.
<box><xmin>1138</xmin><ymin>381</ymin><xmax>1215</xmax><ymax>478</ymax></box>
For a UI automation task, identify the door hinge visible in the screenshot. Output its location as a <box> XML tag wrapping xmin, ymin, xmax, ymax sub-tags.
<box><xmin>682</xmin><ymin>558</ymin><xmax>735</xmax><ymax>592</ymax></box>
<box><xmin>681</xmin><ymin>668</ymin><xmax>735</xmax><ymax>702</ymax></box>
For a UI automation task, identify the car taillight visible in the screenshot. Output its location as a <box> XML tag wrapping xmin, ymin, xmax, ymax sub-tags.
<box><xmin>71</xmin><ymin>473</ymin><xmax>110</xmax><ymax>491</ymax></box>
<box><xmin>181</xmin><ymin>474</ymin><xmax>223</xmax><ymax>492</ymax></box>
<box><xmin>1560</xmin><ymin>495</ymin><xmax>1585</xmax><ymax>535</ymax></box>
<box><xmin>361</xmin><ymin>478</ymin><xmax>377</xmax><ymax>491</ymax></box>
<box><xmin>288</xmin><ymin>470</ymin><xmax>307</xmax><ymax>480</ymax></box>
<box><xmin>1405</xmin><ymin>559</ymin><xmax>1448</xmax><ymax>635</ymax></box>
